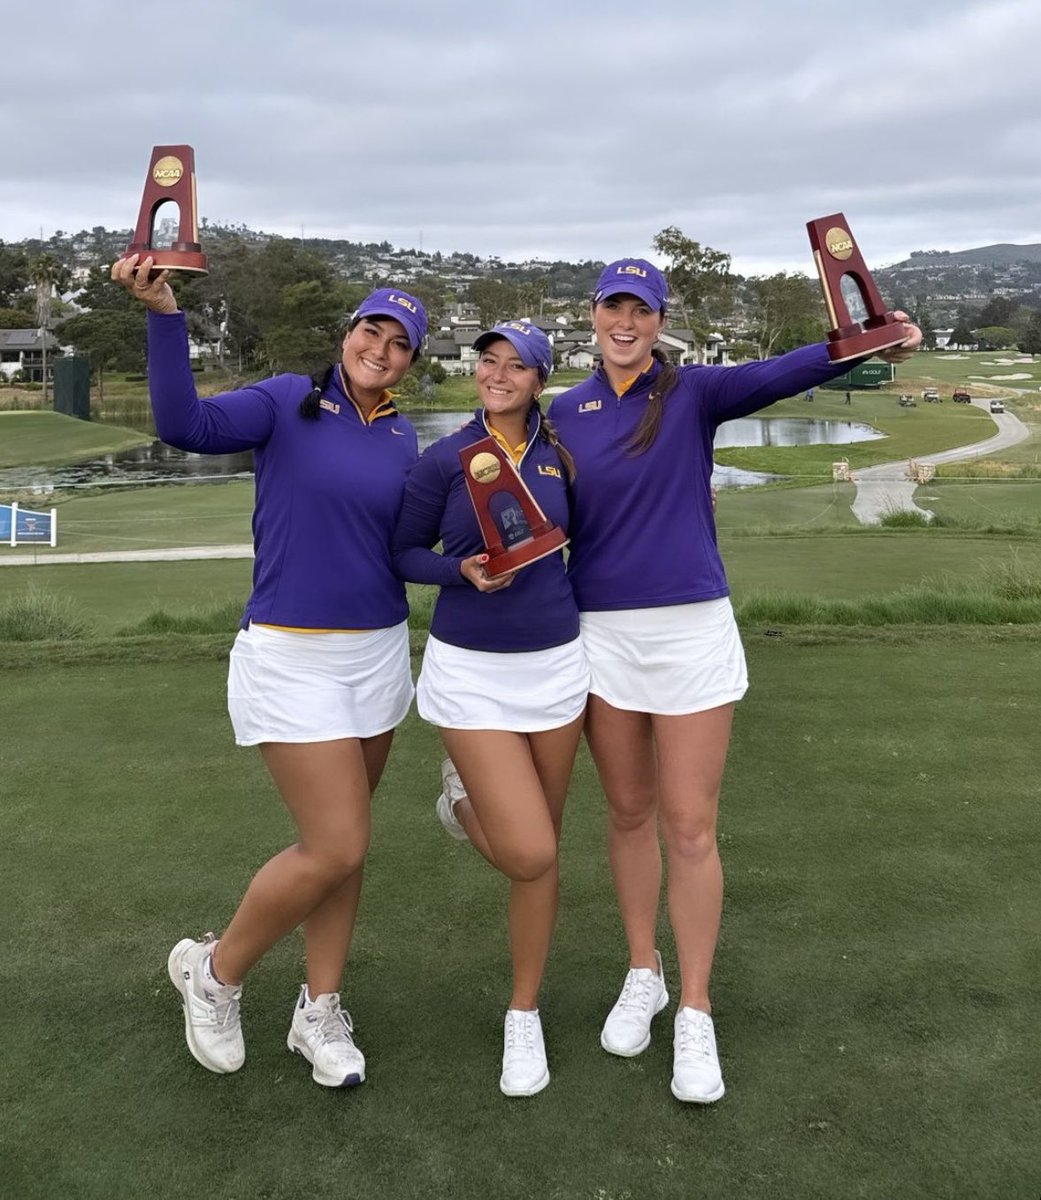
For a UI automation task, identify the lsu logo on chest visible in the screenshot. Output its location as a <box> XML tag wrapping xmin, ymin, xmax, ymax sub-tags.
<box><xmin>319</xmin><ymin>398</ymin><xmax>340</xmax><ymax>415</ymax></box>
<box><xmin>578</xmin><ymin>399</ymin><xmax>602</xmax><ymax>413</ymax></box>
<box><xmin>538</xmin><ymin>464</ymin><xmax>562</xmax><ymax>479</ymax></box>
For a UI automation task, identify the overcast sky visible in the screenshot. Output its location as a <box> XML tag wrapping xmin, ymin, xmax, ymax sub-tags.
<box><xmin>2</xmin><ymin>0</ymin><xmax>1037</xmax><ymax>275</ymax></box>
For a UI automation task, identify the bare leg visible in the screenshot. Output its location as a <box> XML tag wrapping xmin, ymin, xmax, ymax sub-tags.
<box><xmin>653</xmin><ymin>704</ymin><xmax>734</xmax><ymax>1013</ymax></box>
<box><xmin>441</xmin><ymin>716</ymin><xmax>582</xmax><ymax>1010</ymax></box>
<box><xmin>584</xmin><ymin>695</ymin><xmax>660</xmax><ymax>970</ymax></box>
<box><xmin>299</xmin><ymin>730</ymin><xmax>395</xmax><ymax>996</ymax></box>
<box><xmin>211</xmin><ymin>738</ymin><xmax>372</xmax><ymax>987</ymax></box>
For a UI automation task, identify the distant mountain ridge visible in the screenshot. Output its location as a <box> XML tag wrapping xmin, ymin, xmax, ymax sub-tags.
<box><xmin>891</xmin><ymin>243</ymin><xmax>1041</xmax><ymax>268</ymax></box>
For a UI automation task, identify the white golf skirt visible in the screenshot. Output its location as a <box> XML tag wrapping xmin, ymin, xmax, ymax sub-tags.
<box><xmin>227</xmin><ymin>621</ymin><xmax>414</xmax><ymax>745</ymax></box>
<box><xmin>580</xmin><ymin>598</ymin><xmax>748</xmax><ymax>715</ymax></box>
<box><xmin>417</xmin><ymin>634</ymin><xmax>589</xmax><ymax>732</ymax></box>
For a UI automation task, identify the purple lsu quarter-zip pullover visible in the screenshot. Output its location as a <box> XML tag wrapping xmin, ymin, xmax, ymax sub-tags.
<box><xmin>548</xmin><ymin>343</ymin><xmax>858</xmax><ymax>612</ymax></box>
<box><xmin>147</xmin><ymin>310</ymin><xmax>418</xmax><ymax>630</ymax></box>
<box><xmin>392</xmin><ymin>408</ymin><xmax>579</xmax><ymax>652</ymax></box>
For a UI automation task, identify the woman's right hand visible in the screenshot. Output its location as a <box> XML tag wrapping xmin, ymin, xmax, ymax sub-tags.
<box><xmin>110</xmin><ymin>253</ymin><xmax>179</xmax><ymax>315</ymax></box>
<box><xmin>460</xmin><ymin>553</ymin><xmax>518</xmax><ymax>592</ymax></box>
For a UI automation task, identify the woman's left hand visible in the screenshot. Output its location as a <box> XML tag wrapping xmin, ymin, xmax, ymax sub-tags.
<box><xmin>876</xmin><ymin>311</ymin><xmax>922</xmax><ymax>364</ymax></box>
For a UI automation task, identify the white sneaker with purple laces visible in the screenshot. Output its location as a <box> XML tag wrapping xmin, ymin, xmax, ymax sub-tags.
<box><xmin>167</xmin><ymin>933</ymin><xmax>244</xmax><ymax>1074</ymax></box>
<box><xmin>287</xmin><ymin>986</ymin><xmax>365</xmax><ymax>1088</ymax></box>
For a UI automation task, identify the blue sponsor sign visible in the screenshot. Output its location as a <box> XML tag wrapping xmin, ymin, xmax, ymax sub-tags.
<box><xmin>1</xmin><ymin>502</ymin><xmax>57</xmax><ymax>546</ymax></box>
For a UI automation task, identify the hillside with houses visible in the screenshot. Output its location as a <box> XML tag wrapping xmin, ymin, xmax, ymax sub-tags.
<box><xmin>2</xmin><ymin>223</ymin><xmax>1040</xmax><ymax>386</ymax></box>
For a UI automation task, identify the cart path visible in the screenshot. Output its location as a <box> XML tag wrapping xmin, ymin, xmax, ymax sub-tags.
<box><xmin>849</xmin><ymin>399</ymin><xmax>1030</xmax><ymax>525</ymax></box>
<box><xmin>0</xmin><ymin>543</ymin><xmax>255</xmax><ymax>567</ymax></box>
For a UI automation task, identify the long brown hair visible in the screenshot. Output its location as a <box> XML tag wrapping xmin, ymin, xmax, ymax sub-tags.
<box><xmin>533</xmin><ymin>401</ymin><xmax>577</xmax><ymax>482</ymax></box>
<box><xmin>626</xmin><ymin>347</ymin><xmax>678</xmax><ymax>455</ymax></box>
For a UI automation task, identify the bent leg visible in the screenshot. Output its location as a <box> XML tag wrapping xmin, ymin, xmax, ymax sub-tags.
<box><xmin>654</xmin><ymin>704</ymin><xmax>734</xmax><ymax>1013</ymax></box>
<box><xmin>441</xmin><ymin>719</ymin><xmax>582</xmax><ymax>1009</ymax></box>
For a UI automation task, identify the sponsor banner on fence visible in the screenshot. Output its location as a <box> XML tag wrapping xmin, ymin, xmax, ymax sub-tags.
<box><xmin>1</xmin><ymin>502</ymin><xmax>58</xmax><ymax>546</ymax></box>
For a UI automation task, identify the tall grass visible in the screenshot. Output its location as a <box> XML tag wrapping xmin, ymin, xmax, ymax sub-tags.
<box><xmin>879</xmin><ymin>509</ymin><xmax>934</xmax><ymax>529</ymax></box>
<box><xmin>6</xmin><ymin>555</ymin><xmax>1041</xmax><ymax>645</ymax></box>
<box><xmin>735</xmin><ymin>569</ymin><xmax>1041</xmax><ymax>626</ymax></box>
<box><xmin>0</xmin><ymin>585</ymin><xmax>94</xmax><ymax>641</ymax></box>
<box><xmin>982</xmin><ymin>549</ymin><xmax>1041</xmax><ymax>600</ymax></box>
<box><xmin>124</xmin><ymin>600</ymin><xmax>245</xmax><ymax>635</ymax></box>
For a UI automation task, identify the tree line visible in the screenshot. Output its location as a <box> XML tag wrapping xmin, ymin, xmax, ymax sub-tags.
<box><xmin>8</xmin><ymin>222</ymin><xmax>1035</xmax><ymax>394</ymax></box>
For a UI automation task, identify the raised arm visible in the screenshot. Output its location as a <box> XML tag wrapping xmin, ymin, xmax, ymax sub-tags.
<box><xmin>112</xmin><ymin>254</ymin><xmax>276</xmax><ymax>453</ymax></box>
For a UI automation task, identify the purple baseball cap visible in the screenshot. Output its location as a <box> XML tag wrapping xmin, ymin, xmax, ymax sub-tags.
<box><xmin>353</xmin><ymin>288</ymin><xmax>428</xmax><ymax>349</ymax></box>
<box><xmin>593</xmin><ymin>258</ymin><xmax>669</xmax><ymax>312</ymax></box>
<box><xmin>473</xmin><ymin>319</ymin><xmax>553</xmax><ymax>380</ymax></box>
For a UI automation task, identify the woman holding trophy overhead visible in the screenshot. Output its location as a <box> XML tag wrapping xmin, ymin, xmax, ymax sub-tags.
<box><xmin>392</xmin><ymin>320</ymin><xmax>587</xmax><ymax>1097</ymax></box>
<box><xmin>549</xmin><ymin>257</ymin><xmax>921</xmax><ymax>1104</ymax></box>
<box><xmin>113</xmin><ymin>253</ymin><xmax>428</xmax><ymax>1090</ymax></box>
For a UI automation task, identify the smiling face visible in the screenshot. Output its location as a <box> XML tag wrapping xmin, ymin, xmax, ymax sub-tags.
<box><xmin>592</xmin><ymin>293</ymin><xmax>666</xmax><ymax>387</ymax></box>
<box><xmin>341</xmin><ymin>317</ymin><xmax>414</xmax><ymax>408</ymax></box>
<box><xmin>475</xmin><ymin>337</ymin><xmax>543</xmax><ymax>427</ymax></box>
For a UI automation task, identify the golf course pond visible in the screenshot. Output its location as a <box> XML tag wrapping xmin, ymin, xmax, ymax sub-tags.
<box><xmin>2</xmin><ymin>413</ymin><xmax>885</xmax><ymax>493</ymax></box>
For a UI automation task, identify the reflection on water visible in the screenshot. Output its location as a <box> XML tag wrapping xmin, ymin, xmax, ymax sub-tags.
<box><xmin>713</xmin><ymin>417</ymin><xmax>883</xmax><ymax>449</ymax></box>
<box><xmin>0</xmin><ymin>412</ymin><xmax>884</xmax><ymax>494</ymax></box>
<box><xmin>0</xmin><ymin>441</ymin><xmax>254</xmax><ymax>494</ymax></box>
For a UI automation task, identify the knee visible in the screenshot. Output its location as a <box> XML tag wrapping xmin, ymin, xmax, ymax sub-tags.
<box><xmin>499</xmin><ymin>839</ymin><xmax>558</xmax><ymax>883</ymax></box>
<box><xmin>300</xmin><ymin>838</ymin><xmax>368</xmax><ymax>883</ymax></box>
<box><xmin>660</xmin><ymin>815</ymin><xmax>718</xmax><ymax>865</ymax></box>
<box><xmin>608</xmin><ymin>793</ymin><xmax>657</xmax><ymax>835</ymax></box>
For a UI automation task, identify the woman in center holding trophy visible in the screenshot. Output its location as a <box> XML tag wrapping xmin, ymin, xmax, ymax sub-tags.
<box><xmin>393</xmin><ymin>320</ymin><xmax>588</xmax><ymax>1097</ymax></box>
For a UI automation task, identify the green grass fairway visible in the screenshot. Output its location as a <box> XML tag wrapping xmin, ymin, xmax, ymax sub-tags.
<box><xmin>0</xmin><ymin>560</ymin><xmax>253</xmax><ymax>633</ymax></box>
<box><xmin>906</xmin><ymin>349</ymin><xmax>1041</xmax><ymax>391</ymax></box>
<box><xmin>5</xmin><ymin>532</ymin><xmax>1041</xmax><ymax>634</ymax></box>
<box><xmin>717</xmin><ymin>482</ymin><xmax>863</xmax><ymax>530</ymax></box>
<box><xmin>51</xmin><ymin>480</ymin><xmax>254</xmax><ymax>554</ymax></box>
<box><xmin>0</xmin><ymin>410</ymin><xmax>151</xmax><ymax>469</ymax></box>
<box><xmin>719</xmin><ymin>532</ymin><xmax>1041</xmax><ymax>599</ymax></box>
<box><xmin>1</xmin><ymin>631</ymin><xmax>1037</xmax><ymax>1199</ymax></box>
<box><xmin>716</xmin><ymin>397</ymin><xmax>993</xmax><ymax>479</ymax></box>
<box><xmin>917</xmin><ymin>479</ymin><xmax>1041</xmax><ymax>525</ymax></box>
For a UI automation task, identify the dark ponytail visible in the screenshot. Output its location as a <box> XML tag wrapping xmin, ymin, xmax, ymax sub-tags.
<box><xmin>534</xmin><ymin>400</ymin><xmax>577</xmax><ymax>483</ymax></box>
<box><xmin>299</xmin><ymin>363</ymin><xmax>336</xmax><ymax>420</ymax></box>
<box><xmin>626</xmin><ymin>348</ymin><xmax>678</xmax><ymax>455</ymax></box>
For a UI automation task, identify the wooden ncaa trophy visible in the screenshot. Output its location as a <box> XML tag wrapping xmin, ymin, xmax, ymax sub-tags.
<box><xmin>459</xmin><ymin>438</ymin><xmax>568</xmax><ymax>577</ymax></box>
<box><xmin>122</xmin><ymin>145</ymin><xmax>207</xmax><ymax>276</ymax></box>
<box><xmin>807</xmin><ymin>213</ymin><xmax>904</xmax><ymax>362</ymax></box>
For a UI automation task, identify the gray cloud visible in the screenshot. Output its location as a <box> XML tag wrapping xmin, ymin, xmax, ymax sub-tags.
<box><xmin>2</xmin><ymin>0</ymin><xmax>1038</xmax><ymax>274</ymax></box>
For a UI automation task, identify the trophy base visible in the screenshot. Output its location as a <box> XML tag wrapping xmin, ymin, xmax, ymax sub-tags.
<box><xmin>826</xmin><ymin>319</ymin><xmax>906</xmax><ymax>363</ymax></box>
<box><xmin>122</xmin><ymin>244</ymin><xmax>209</xmax><ymax>276</ymax></box>
<box><xmin>485</xmin><ymin>527</ymin><xmax>569</xmax><ymax>577</ymax></box>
